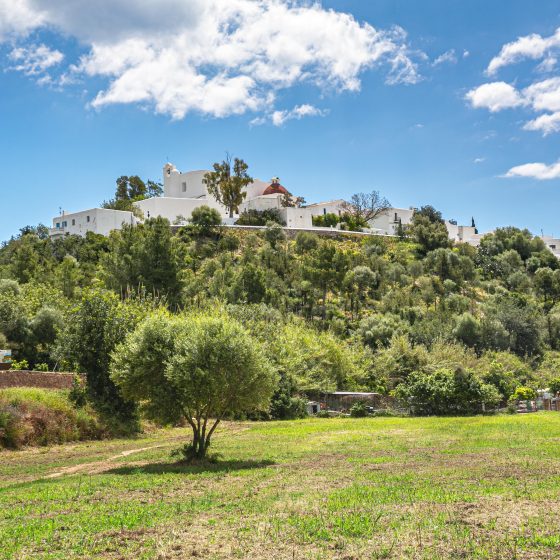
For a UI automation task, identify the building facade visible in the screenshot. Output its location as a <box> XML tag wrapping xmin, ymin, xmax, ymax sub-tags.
<box><xmin>50</xmin><ymin>208</ymin><xmax>137</xmax><ymax>238</ymax></box>
<box><xmin>49</xmin><ymin>162</ymin><xmax>486</xmax><ymax>248</ymax></box>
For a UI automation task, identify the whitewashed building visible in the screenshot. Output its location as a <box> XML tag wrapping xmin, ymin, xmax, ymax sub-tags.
<box><xmin>49</xmin><ymin>162</ymin><xmax>480</xmax><ymax>244</ymax></box>
<box><xmin>50</xmin><ymin>208</ymin><xmax>137</xmax><ymax>238</ymax></box>
<box><xmin>541</xmin><ymin>236</ymin><xmax>560</xmax><ymax>259</ymax></box>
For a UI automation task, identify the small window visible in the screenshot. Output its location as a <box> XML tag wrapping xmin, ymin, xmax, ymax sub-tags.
<box><xmin>394</xmin><ymin>212</ymin><xmax>398</xmax><ymax>222</ymax></box>
<box><xmin>182</xmin><ymin>182</ymin><xmax>187</xmax><ymax>192</ymax></box>
<box><xmin>62</xmin><ymin>221</ymin><xmax>67</xmax><ymax>227</ymax></box>
<box><xmin>87</xmin><ymin>215</ymin><xmax>90</xmax><ymax>223</ymax></box>
<box><xmin>72</xmin><ymin>219</ymin><xmax>76</xmax><ymax>226</ymax></box>
<box><xmin>551</xmin><ymin>245</ymin><xmax>556</xmax><ymax>250</ymax></box>
<box><xmin>323</xmin><ymin>208</ymin><xmax>326</xmax><ymax>215</ymax></box>
<box><xmin>56</xmin><ymin>223</ymin><xmax>60</xmax><ymax>228</ymax></box>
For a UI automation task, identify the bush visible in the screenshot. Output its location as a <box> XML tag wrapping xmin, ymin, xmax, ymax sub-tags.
<box><xmin>394</xmin><ymin>367</ymin><xmax>501</xmax><ymax>416</ymax></box>
<box><xmin>0</xmin><ymin>388</ymin><xmax>104</xmax><ymax>448</ymax></box>
<box><xmin>510</xmin><ymin>386</ymin><xmax>536</xmax><ymax>401</ymax></box>
<box><xmin>34</xmin><ymin>363</ymin><xmax>49</xmax><ymax>372</ymax></box>
<box><xmin>549</xmin><ymin>378</ymin><xmax>560</xmax><ymax>395</ymax></box>
<box><xmin>188</xmin><ymin>205</ymin><xmax>222</xmax><ymax>237</ymax></box>
<box><xmin>349</xmin><ymin>401</ymin><xmax>367</xmax><ymax>418</ymax></box>
<box><xmin>11</xmin><ymin>359</ymin><xmax>29</xmax><ymax>370</ymax></box>
<box><xmin>68</xmin><ymin>375</ymin><xmax>88</xmax><ymax>408</ymax></box>
<box><xmin>312</xmin><ymin>213</ymin><xmax>339</xmax><ymax>228</ymax></box>
<box><xmin>236</xmin><ymin>209</ymin><xmax>285</xmax><ymax>226</ymax></box>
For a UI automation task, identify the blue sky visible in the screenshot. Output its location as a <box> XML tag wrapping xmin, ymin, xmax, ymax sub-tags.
<box><xmin>1</xmin><ymin>0</ymin><xmax>560</xmax><ymax>240</ymax></box>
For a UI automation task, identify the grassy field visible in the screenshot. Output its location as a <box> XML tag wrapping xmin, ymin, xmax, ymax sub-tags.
<box><xmin>2</xmin><ymin>414</ymin><xmax>560</xmax><ymax>559</ymax></box>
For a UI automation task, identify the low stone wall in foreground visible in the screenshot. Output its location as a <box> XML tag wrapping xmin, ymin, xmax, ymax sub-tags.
<box><xmin>0</xmin><ymin>370</ymin><xmax>83</xmax><ymax>390</ymax></box>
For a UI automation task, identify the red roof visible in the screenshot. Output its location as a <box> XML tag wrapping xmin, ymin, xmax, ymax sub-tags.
<box><xmin>263</xmin><ymin>181</ymin><xmax>289</xmax><ymax>196</ymax></box>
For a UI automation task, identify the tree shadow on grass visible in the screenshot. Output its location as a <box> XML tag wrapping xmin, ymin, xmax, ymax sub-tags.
<box><xmin>106</xmin><ymin>458</ymin><xmax>275</xmax><ymax>476</ymax></box>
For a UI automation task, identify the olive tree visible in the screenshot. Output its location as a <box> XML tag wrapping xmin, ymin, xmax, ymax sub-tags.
<box><xmin>111</xmin><ymin>310</ymin><xmax>276</xmax><ymax>460</ymax></box>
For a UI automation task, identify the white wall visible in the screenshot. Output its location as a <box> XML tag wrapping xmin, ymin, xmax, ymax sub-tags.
<box><xmin>370</xmin><ymin>207</ymin><xmax>414</xmax><ymax>234</ymax></box>
<box><xmin>163</xmin><ymin>162</ymin><xmax>270</xmax><ymax>201</ymax></box>
<box><xmin>303</xmin><ymin>200</ymin><xmax>345</xmax><ymax>218</ymax></box>
<box><xmin>51</xmin><ymin>208</ymin><xmax>136</xmax><ymax>237</ymax></box>
<box><xmin>541</xmin><ymin>235</ymin><xmax>560</xmax><ymax>258</ymax></box>
<box><xmin>240</xmin><ymin>194</ymin><xmax>283</xmax><ymax>212</ymax></box>
<box><xmin>135</xmin><ymin>196</ymin><xmax>229</xmax><ymax>223</ymax></box>
<box><xmin>280</xmin><ymin>207</ymin><xmax>313</xmax><ymax>228</ymax></box>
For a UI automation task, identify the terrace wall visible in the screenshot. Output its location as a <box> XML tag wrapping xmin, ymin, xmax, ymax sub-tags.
<box><xmin>0</xmin><ymin>371</ymin><xmax>83</xmax><ymax>390</ymax></box>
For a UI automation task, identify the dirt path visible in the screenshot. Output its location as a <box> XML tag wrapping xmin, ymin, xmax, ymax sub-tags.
<box><xmin>43</xmin><ymin>444</ymin><xmax>165</xmax><ymax>479</ymax></box>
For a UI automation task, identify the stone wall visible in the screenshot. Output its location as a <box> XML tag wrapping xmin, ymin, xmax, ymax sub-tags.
<box><xmin>0</xmin><ymin>371</ymin><xmax>84</xmax><ymax>390</ymax></box>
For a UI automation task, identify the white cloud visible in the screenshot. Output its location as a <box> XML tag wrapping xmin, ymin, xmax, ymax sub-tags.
<box><xmin>487</xmin><ymin>27</ymin><xmax>560</xmax><ymax>75</ymax></box>
<box><xmin>433</xmin><ymin>49</ymin><xmax>457</xmax><ymax>66</ymax></box>
<box><xmin>523</xmin><ymin>77</ymin><xmax>560</xmax><ymax>112</ymax></box>
<box><xmin>270</xmin><ymin>104</ymin><xmax>326</xmax><ymax>126</ymax></box>
<box><xmin>523</xmin><ymin>111</ymin><xmax>560</xmax><ymax>135</ymax></box>
<box><xmin>468</xmin><ymin>75</ymin><xmax>560</xmax><ymax>135</ymax></box>
<box><xmin>537</xmin><ymin>55</ymin><xmax>557</xmax><ymax>73</ymax></box>
<box><xmin>0</xmin><ymin>0</ymin><xmax>45</xmax><ymax>40</ymax></box>
<box><xmin>0</xmin><ymin>0</ymin><xmax>424</xmax><ymax>121</ymax></box>
<box><xmin>474</xmin><ymin>157</ymin><xmax>485</xmax><ymax>163</ymax></box>
<box><xmin>504</xmin><ymin>160</ymin><xmax>560</xmax><ymax>180</ymax></box>
<box><xmin>463</xmin><ymin>50</ymin><xmax>470</xmax><ymax>58</ymax></box>
<box><xmin>8</xmin><ymin>44</ymin><xmax>63</xmax><ymax>77</ymax></box>
<box><xmin>465</xmin><ymin>81</ymin><xmax>525</xmax><ymax>112</ymax></box>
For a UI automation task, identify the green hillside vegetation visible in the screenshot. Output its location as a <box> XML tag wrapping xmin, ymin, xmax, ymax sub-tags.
<box><xmin>1</xmin><ymin>205</ymin><xmax>560</xmax><ymax>435</ymax></box>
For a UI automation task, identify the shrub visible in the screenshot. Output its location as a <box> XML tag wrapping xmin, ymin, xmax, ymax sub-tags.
<box><xmin>349</xmin><ymin>401</ymin><xmax>367</xmax><ymax>418</ymax></box>
<box><xmin>236</xmin><ymin>209</ymin><xmax>285</xmax><ymax>226</ymax></box>
<box><xmin>395</xmin><ymin>367</ymin><xmax>501</xmax><ymax>416</ymax></box>
<box><xmin>312</xmin><ymin>213</ymin><xmax>339</xmax><ymax>228</ymax></box>
<box><xmin>0</xmin><ymin>388</ymin><xmax>104</xmax><ymax>449</ymax></box>
<box><xmin>269</xmin><ymin>373</ymin><xmax>307</xmax><ymax>420</ymax></box>
<box><xmin>11</xmin><ymin>359</ymin><xmax>29</xmax><ymax>370</ymax></box>
<box><xmin>549</xmin><ymin>377</ymin><xmax>560</xmax><ymax>395</ymax></box>
<box><xmin>68</xmin><ymin>375</ymin><xmax>88</xmax><ymax>408</ymax></box>
<box><xmin>510</xmin><ymin>386</ymin><xmax>536</xmax><ymax>401</ymax></box>
<box><xmin>34</xmin><ymin>363</ymin><xmax>49</xmax><ymax>372</ymax></box>
<box><xmin>188</xmin><ymin>205</ymin><xmax>222</xmax><ymax>237</ymax></box>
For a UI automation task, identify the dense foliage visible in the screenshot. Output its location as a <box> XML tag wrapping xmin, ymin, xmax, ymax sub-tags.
<box><xmin>2</xmin><ymin>213</ymin><xmax>560</xmax><ymax>418</ymax></box>
<box><xmin>111</xmin><ymin>310</ymin><xmax>276</xmax><ymax>458</ymax></box>
<box><xmin>0</xmin><ymin>387</ymin><xmax>104</xmax><ymax>448</ymax></box>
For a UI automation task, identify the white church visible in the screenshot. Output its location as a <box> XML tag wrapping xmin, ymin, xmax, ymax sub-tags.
<box><xmin>50</xmin><ymin>162</ymin><xmax>478</xmax><ymax>243</ymax></box>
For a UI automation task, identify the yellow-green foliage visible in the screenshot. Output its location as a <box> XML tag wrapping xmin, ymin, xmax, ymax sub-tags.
<box><xmin>0</xmin><ymin>388</ymin><xmax>104</xmax><ymax>449</ymax></box>
<box><xmin>268</xmin><ymin>321</ymin><xmax>372</xmax><ymax>392</ymax></box>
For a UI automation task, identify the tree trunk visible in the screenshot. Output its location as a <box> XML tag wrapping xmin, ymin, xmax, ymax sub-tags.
<box><xmin>187</xmin><ymin>418</ymin><xmax>220</xmax><ymax>460</ymax></box>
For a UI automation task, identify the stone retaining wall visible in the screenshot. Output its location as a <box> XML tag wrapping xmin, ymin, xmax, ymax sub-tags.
<box><xmin>0</xmin><ymin>370</ymin><xmax>84</xmax><ymax>390</ymax></box>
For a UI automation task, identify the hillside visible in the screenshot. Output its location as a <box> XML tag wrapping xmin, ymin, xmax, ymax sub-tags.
<box><xmin>1</xmin><ymin>207</ymin><xmax>560</xmax><ymax>417</ymax></box>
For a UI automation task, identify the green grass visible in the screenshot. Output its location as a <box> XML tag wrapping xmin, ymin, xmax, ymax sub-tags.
<box><xmin>2</xmin><ymin>414</ymin><xmax>560</xmax><ymax>559</ymax></box>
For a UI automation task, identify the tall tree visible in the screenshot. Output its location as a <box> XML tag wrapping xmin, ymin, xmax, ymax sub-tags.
<box><xmin>111</xmin><ymin>311</ymin><xmax>275</xmax><ymax>460</ymax></box>
<box><xmin>341</xmin><ymin>191</ymin><xmax>391</xmax><ymax>225</ymax></box>
<box><xmin>203</xmin><ymin>156</ymin><xmax>253</xmax><ymax>218</ymax></box>
<box><xmin>410</xmin><ymin>205</ymin><xmax>452</xmax><ymax>255</ymax></box>
<box><xmin>57</xmin><ymin>289</ymin><xmax>146</xmax><ymax>432</ymax></box>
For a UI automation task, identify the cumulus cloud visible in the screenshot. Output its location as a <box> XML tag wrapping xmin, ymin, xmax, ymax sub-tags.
<box><xmin>433</xmin><ymin>49</ymin><xmax>457</xmax><ymax>66</ymax></box>
<box><xmin>251</xmin><ymin>104</ymin><xmax>326</xmax><ymax>126</ymax></box>
<box><xmin>0</xmin><ymin>0</ymin><xmax>45</xmax><ymax>40</ymax></box>
<box><xmin>8</xmin><ymin>44</ymin><xmax>63</xmax><ymax>77</ymax></box>
<box><xmin>523</xmin><ymin>112</ymin><xmax>560</xmax><ymax>135</ymax></box>
<box><xmin>504</xmin><ymin>160</ymin><xmax>560</xmax><ymax>180</ymax></box>
<box><xmin>0</xmin><ymin>0</ymin><xmax>424</xmax><ymax>121</ymax></box>
<box><xmin>467</xmin><ymin>32</ymin><xmax>560</xmax><ymax>135</ymax></box>
<box><xmin>465</xmin><ymin>81</ymin><xmax>525</xmax><ymax>112</ymax></box>
<box><xmin>487</xmin><ymin>27</ymin><xmax>560</xmax><ymax>75</ymax></box>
